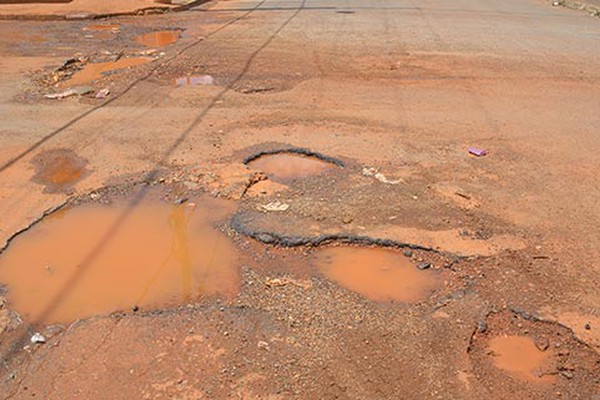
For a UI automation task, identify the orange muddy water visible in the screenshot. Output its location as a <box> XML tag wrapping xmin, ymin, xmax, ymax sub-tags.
<box><xmin>0</xmin><ymin>195</ymin><xmax>238</xmax><ymax>324</ymax></box>
<box><xmin>488</xmin><ymin>335</ymin><xmax>554</xmax><ymax>382</ymax></box>
<box><xmin>65</xmin><ymin>57</ymin><xmax>151</xmax><ymax>86</ymax></box>
<box><xmin>247</xmin><ymin>153</ymin><xmax>335</xmax><ymax>181</ymax></box>
<box><xmin>135</xmin><ymin>30</ymin><xmax>181</xmax><ymax>47</ymax></box>
<box><xmin>314</xmin><ymin>247</ymin><xmax>437</xmax><ymax>302</ymax></box>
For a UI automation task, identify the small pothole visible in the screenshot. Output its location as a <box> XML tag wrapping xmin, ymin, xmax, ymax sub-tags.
<box><xmin>469</xmin><ymin>310</ymin><xmax>600</xmax><ymax>397</ymax></box>
<box><xmin>244</xmin><ymin>149</ymin><xmax>343</xmax><ymax>182</ymax></box>
<box><xmin>313</xmin><ymin>246</ymin><xmax>438</xmax><ymax>302</ymax></box>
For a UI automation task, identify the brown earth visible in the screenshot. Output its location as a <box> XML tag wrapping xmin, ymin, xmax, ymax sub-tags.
<box><xmin>0</xmin><ymin>0</ymin><xmax>600</xmax><ymax>398</ymax></box>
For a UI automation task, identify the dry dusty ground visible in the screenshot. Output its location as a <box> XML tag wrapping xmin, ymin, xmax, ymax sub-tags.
<box><xmin>0</xmin><ymin>0</ymin><xmax>599</xmax><ymax>398</ymax></box>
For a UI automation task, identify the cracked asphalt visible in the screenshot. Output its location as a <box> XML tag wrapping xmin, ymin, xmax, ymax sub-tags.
<box><xmin>0</xmin><ymin>0</ymin><xmax>599</xmax><ymax>398</ymax></box>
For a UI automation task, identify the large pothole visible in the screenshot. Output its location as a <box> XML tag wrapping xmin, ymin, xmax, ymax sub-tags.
<box><xmin>0</xmin><ymin>190</ymin><xmax>238</xmax><ymax>324</ymax></box>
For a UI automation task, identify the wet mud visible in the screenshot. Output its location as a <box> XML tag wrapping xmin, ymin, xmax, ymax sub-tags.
<box><xmin>30</xmin><ymin>148</ymin><xmax>88</xmax><ymax>193</ymax></box>
<box><xmin>0</xmin><ymin>193</ymin><xmax>238</xmax><ymax>324</ymax></box>
<box><xmin>135</xmin><ymin>30</ymin><xmax>181</xmax><ymax>48</ymax></box>
<box><xmin>64</xmin><ymin>57</ymin><xmax>151</xmax><ymax>86</ymax></box>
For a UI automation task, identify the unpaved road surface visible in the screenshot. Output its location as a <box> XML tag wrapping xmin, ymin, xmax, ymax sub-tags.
<box><xmin>1</xmin><ymin>0</ymin><xmax>600</xmax><ymax>399</ymax></box>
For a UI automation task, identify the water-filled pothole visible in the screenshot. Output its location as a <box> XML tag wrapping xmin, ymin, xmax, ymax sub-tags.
<box><xmin>0</xmin><ymin>194</ymin><xmax>238</xmax><ymax>324</ymax></box>
<box><xmin>469</xmin><ymin>310</ymin><xmax>600</xmax><ymax>396</ymax></box>
<box><xmin>135</xmin><ymin>30</ymin><xmax>181</xmax><ymax>48</ymax></box>
<box><xmin>488</xmin><ymin>335</ymin><xmax>554</xmax><ymax>382</ymax></box>
<box><xmin>64</xmin><ymin>57</ymin><xmax>151</xmax><ymax>86</ymax></box>
<box><xmin>313</xmin><ymin>247</ymin><xmax>437</xmax><ymax>302</ymax></box>
<box><xmin>246</xmin><ymin>152</ymin><xmax>338</xmax><ymax>182</ymax></box>
<box><xmin>31</xmin><ymin>148</ymin><xmax>88</xmax><ymax>193</ymax></box>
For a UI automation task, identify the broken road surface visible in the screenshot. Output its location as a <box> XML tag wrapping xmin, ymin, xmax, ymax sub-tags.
<box><xmin>0</xmin><ymin>0</ymin><xmax>600</xmax><ymax>398</ymax></box>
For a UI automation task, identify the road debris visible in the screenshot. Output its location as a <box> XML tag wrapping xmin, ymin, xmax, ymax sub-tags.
<box><xmin>258</xmin><ymin>201</ymin><xmax>290</xmax><ymax>212</ymax></box>
<box><xmin>535</xmin><ymin>336</ymin><xmax>550</xmax><ymax>351</ymax></box>
<box><xmin>30</xmin><ymin>332</ymin><xmax>46</xmax><ymax>344</ymax></box>
<box><xmin>264</xmin><ymin>277</ymin><xmax>312</xmax><ymax>290</ymax></box>
<box><xmin>454</xmin><ymin>191</ymin><xmax>471</xmax><ymax>200</ymax></box>
<box><xmin>417</xmin><ymin>262</ymin><xmax>431</xmax><ymax>270</ymax></box>
<box><xmin>468</xmin><ymin>147</ymin><xmax>488</xmax><ymax>157</ymax></box>
<box><xmin>239</xmin><ymin>86</ymin><xmax>275</xmax><ymax>94</ymax></box>
<box><xmin>57</xmin><ymin>57</ymin><xmax>82</xmax><ymax>72</ymax></box>
<box><xmin>44</xmin><ymin>85</ymin><xmax>93</xmax><ymax>100</ymax></box>
<box><xmin>95</xmin><ymin>88</ymin><xmax>110</xmax><ymax>99</ymax></box>
<box><xmin>362</xmin><ymin>167</ymin><xmax>403</xmax><ymax>185</ymax></box>
<box><xmin>478</xmin><ymin>321</ymin><xmax>488</xmax><ymax>333</ymax></box>
<box><xmin>188</xmin><ymin>163</ymin><xmax>266</xmax><ymax>200</ymax></box>
<box><xmin>257</xmin><ymin>341</ymin><xmax>270</xmax><ymax>351</ymax></box>
<box><xmin>137</xmin><ymin>49</ymin><xmax>159</xmax><ymax>56</ymax></box>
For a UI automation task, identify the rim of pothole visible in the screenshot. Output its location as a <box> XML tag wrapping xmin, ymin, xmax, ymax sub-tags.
<box><xmin>243</xmin><ymin>147</ymin><xmax>346</xmax><ymax>168</ymax></box>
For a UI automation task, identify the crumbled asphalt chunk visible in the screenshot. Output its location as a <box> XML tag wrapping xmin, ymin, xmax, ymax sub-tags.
<box><xmin>478</xmin><ymin>321</ymin><xmax>488</xmax><ymax>333</ymax></box>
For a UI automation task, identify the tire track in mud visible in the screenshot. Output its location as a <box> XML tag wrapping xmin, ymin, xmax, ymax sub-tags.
<box><xmin>0</xmin><ymin>0</ymin><xmax>309</xmax><ymax>383</ymax></box>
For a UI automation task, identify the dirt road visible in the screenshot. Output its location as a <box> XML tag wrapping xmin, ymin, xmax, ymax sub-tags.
<box><xmin>0</xmin><ymin>0</ymin><xmax>599</xmax><ymax>398</ymax></box>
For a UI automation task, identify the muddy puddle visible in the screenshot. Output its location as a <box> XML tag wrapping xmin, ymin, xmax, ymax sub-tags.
<box><xmin>135</xmin><ymin>30</ymin><xmax>181</xmax><ymax>48</ymax></box>
<box><xmin>31</xmin><ymin>148</ymin><xmax>88</xmax><ymax>193</ymax></box>
<box><xmin>64</xmin><ymin>57</ymin><xmax>151</xmax><ymax>86</ymax></box>
<box><xmin>0</xmin><ymin>194</ymin><xmax>238</xmax><ymax>324</ymax></box>
<box><xmin>488</xmin><ymin>335</ymin><xmax>554</xmax><ymax>382</ymax></box>
<box><xmin>313</xmin><ymin>247</ymin><xmax>437</xmax><ymax>302</ymax></box>
<box><xmin>247</xmin><ymin>153</ymin><xmax>336</xmax><ymax>181</ymax></box>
